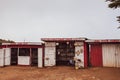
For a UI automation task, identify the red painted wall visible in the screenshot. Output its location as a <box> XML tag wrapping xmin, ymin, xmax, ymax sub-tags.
<box><xmin>90</xmin><ymin>44</ymin><xmax>102</xmax><ymax>67</ymax></box>
<box><xmin>84</xmin><ymin>42</ymin><xmax>89</xmax><ymax>68</ymax></box>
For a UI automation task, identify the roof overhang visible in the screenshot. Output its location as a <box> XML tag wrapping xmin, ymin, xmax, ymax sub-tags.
<box><xmin>2</xmin><ymin>42</ymin><xmax>42</xmax><ymax>45</ymax></box>
<box><xmin>41</xmin><ymin>38</ymin><xmax>87</xmax><ymax>42</ymax></box>
<box><xmin>86</xmin><ymin>39</ymin><xmax>120</xmax><ymax>43</ymax></box>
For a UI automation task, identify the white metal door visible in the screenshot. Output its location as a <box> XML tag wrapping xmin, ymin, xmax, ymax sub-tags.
<box><xmin>102</xmin><ymin>44</ymin><xmax>120</xmax><ymax>67</ymax></box>
<box><xmin>45</xmin><ymin>47</ymin><xmax>56</xmax><ymax>66</ymax></box>
<box><xmin>38</xmin><ymin>48</ymin><xmax>43</xmax><ymax>68</ymax></box>
<box><xmin>4</xmin><ymin>48</ymin><xmax>11</xmax><ymax>66</ymax></box>
<box><xmin>102</xmin><ymin>44</ymin><xmax>116</xmax><ymax>67</ymax></box>
<box><xmin>0</xmin><ymin>49</ymin><xmax>4</xmax><ymax>67</ymax></box>
<box><xmin>116</xmin><ymin>44</ymin><xmax>120</xmax><ymax>67</ymax></box>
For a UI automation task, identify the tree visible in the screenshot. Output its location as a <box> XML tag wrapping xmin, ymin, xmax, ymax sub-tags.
<box><xmin>0</xmin><ymin>39</ymin><xmax>15</xmax><ymax>45</ymax></box>
<box><xmin>106</xmin><ymin>0</ymin><xmax>120</xmax><ymax>28</ymax></box>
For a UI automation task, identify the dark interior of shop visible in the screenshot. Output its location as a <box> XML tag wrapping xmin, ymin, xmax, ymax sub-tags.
<box><xmin>11</xmin><ymin>48</ymin><xmax>38</xmax><ymax>66</ymax></box>
<box><xmin>56</xmin><ymin>42</ymin><xmax>75</xmax><ymax>66</ymax></box>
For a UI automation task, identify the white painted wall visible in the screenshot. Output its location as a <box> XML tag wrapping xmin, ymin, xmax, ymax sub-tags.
<box><xmin>4</xmin><ymin>48</ymin><xmax>11</xmax><ymax>66</ymax></box>
<box><xmin>38</xmin><ymin>48</ymin><xmax>43</xmax><ymax>68</ymax></box>
<box><xmin>45</xmin><ymin>42</ymin><xmax>56</xmax><ymax>47</ymax></box>
<box><xmin>45</xmin><ymin>53</ymin><xmax>56</xmax><ymax>66</ymax></box>
<box><xmin>44</xmin><ymin>42</ymin><xmax>56</xmax><ymax>66</ymax></box>
<box><xmin>0</xmin><ymin>49</ymin><xmax>4</xmax><ymax>67</ymax></box>
<box><xmin>18</xmin><ymin>56</ymin><xmax>30</xmax><ymax>65</ymax></box>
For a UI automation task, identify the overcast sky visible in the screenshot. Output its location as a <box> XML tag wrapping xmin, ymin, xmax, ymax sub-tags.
<box><xmin>0</xmin><ymin>0</ymin><xmax>120</xmax><ymax>42</ymax></box>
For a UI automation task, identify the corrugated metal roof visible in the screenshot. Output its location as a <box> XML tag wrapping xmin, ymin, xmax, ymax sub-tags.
<box><xmin>41</xmin><ymin>38</ymin><xmax>87</xmax><ymax>42</ymax></box>
<box><xmin>86</xmin><ymin>39</ymin><xmax>120</xmax><ymax>43</ymax></box>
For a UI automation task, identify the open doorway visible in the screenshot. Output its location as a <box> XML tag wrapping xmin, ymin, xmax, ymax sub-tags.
<box><xmin>11</xmin><ymin>48</ymin><xmax>18</xmax><ymax>65</ymax></box>
<box><xmin>56</xmin><ymin>42</ymin><xmax>75</xmax><ymax>66</ymax></box>
<box><xmin>31</xmin><ymin>48</ymin><xmax>38</xmax><ymax>66</ymax></box>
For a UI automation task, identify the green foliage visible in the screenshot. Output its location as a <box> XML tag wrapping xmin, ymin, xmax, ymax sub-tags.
<box><xmin>117</xmin><ymin>16</ymin><xmax>120</xmax><ymax>23</ymax></box>
<box><xmin>0</xmin><ymin>39</ymin><xmax>15</xmax><ymax>45</ymax></box>
<box><xmin>107</xmin><ymin>0</ymin><xmax>120</xmax><ymax>8</ymax></box>
<box><xmin>106</xmin><ymin>0</ymin><xmax>120</xmax><ymax>28</ymax></box>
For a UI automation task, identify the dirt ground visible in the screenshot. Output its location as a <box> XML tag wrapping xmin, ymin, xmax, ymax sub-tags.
<box><xmin>0</xmin><ymin>66</ymin><xmax>120</xmax><ymax>80</ymax></box>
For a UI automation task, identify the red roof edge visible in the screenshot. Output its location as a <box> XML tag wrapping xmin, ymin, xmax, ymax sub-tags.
<box><xmin>2</xmin><ymin>42</ymin><xmax>42</xmax><ymax>45</ymax></box>
<box><xmin>86</xmin><ymin>39</ymin><xmax>120</xmax><ymax>43</ymax></box>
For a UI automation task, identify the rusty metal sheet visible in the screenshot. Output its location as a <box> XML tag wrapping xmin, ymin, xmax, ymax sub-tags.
<box><xmin>74</xmin><ymin>42</ymin><xmax>83</xmax><ymax>46</ymax></box>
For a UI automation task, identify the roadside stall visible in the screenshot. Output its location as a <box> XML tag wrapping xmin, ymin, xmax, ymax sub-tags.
<box><xmin>1</xmin><ymin>42</ymin><xmax>44</xmax><ymax>68</ymax></box>
<box><xmin>41</xmin><ymin>38</ymin><xmax>88</xmax><ymax>68</ymax></box>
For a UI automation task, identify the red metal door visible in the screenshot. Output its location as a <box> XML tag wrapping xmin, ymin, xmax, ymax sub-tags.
<box><xmin>90</xmin><ymin>44</ymin><xmax>102</xmax><ymax>67</ymax></box>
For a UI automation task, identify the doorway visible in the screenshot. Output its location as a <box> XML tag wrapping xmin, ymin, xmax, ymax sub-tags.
<box><xmin>56</xmin><ymin>42</ymin><xmax>75</xmax><ymax>66</ymax></box>
<box><xmin>31</xmin><ymin>48</ymin><xmax>38</xmax><ymax>66</ymax></box>
<box><xmin>11</xmin><ymin>48</ymin><xmax>18</xmax><ymax>65</ymax></box>
<box><xmin>102</xmin><ymin>44</ymin><xmax>120</xmax><ymax>67</ymax></box>
<box><xmin>90</xmin><ymin>44</ymin><xmax>102</xmax><ymax>67</ymax></box>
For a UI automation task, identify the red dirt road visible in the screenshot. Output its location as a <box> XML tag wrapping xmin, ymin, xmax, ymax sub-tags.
<box><xmin>0</xmin><ymin>66</ymin><xmax>120</xmax><ymax>80</ymax></box>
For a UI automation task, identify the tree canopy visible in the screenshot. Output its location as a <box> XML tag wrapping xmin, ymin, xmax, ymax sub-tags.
<box><xmin>0</xmin><ymin>39</ymin><xmax>15</xmax><ymax>45</ymax></box>
<box><xmin>106</xmin><ymin>0</ymin><xmax>120</xmax><ymax>28</ymax></box>
<box><xmin>107</xmin><ymin>0</ymin><xmax>120</xmax><ymax>8</ymax></box>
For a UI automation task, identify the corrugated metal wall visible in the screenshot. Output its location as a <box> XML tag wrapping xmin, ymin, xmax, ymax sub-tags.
<box><xmin>102</xmin><ymin>44</ymin><xmax>116</xmax><ymax>67</ymax></box>
<box><xmin>102</xmin><ymin>44</ymin><xmax>120</xmax><ymax>67</ymax></box>
<box><xmin>90</xmin><ymin>44</ymin><xmax>102</xmax><ymax>67</ymax></box>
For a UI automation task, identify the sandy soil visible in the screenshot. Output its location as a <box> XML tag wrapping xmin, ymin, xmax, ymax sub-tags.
<box><xmin>0</xmin><ymin>66</ymin><xmax>120</xmax><ymax>80</ymax></box>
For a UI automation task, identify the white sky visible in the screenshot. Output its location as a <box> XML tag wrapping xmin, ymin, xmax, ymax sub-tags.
<box><xmin>0</xmin><ymin>0</ymin><xmax>120</xmax><ymax>42</ymax></box>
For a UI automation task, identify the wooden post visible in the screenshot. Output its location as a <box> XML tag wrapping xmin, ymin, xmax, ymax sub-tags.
<box><xmin>17</xmin><ymin>48</ymin><xmax>19</xmax><ymax>65</ymax></box>
<box><xmin>30</xmin><ymin>48</ymin><xmax>32</xmax><ymax>66</ymax></box>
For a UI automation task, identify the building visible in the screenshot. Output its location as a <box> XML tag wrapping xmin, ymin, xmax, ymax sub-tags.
<box><xmin>41</xmin><ymin>38</ymin><xmax>89</xmax><ymax>68</ymax></box>
<box><xmin>0</xmin><ymin>42</ymin><xmax>44</xmax><ymax>68</ymax></box>
<box><xmin>86</xmin><ymin>39</ymin><xmax>120</xmax><ymax>67</ymax></box>
<box><xmin>0</xmin><ymin>38</ymin><xmax>120</xmax><ymax>68</ymax></box>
